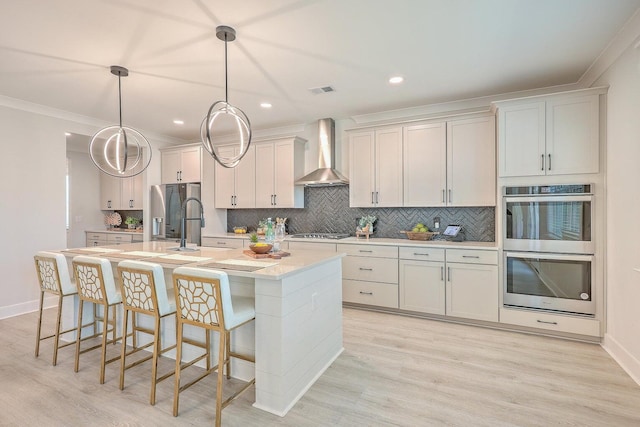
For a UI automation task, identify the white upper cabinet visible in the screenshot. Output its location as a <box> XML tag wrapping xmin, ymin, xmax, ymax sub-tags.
<box><xmin>214</xmin><ymin>144</ymin><xmax>255</xmax><ymax>209</ymax></box>
<box><xmin>255</xmin><ymin>137</ymin><xmax>305</xmax><ymax>208</ymax></box>
<box><xmin>496</xmin><ymin>90</ymin><xmax>600</xmax><ymax>177</ymax></box>
<box><xmin>446</xmin><ymin>116</ymin><xmax>496</xmax><ymax>207</ymax></box>
<box><xmin>402</xmin><ymin>115</ymin><xmax>496</xmax><ymax>207</ymax></box>
<box><xmin>99</xmin><ymin>160</ymin><xmax>144</xmax><ymax>210</ymax></box>
<box><xmin>403</xmin><ymin>123</ymin><xmax>447</xmax><ymax>206</ymax></box>
<box><xmin>161</xmin><ymin>145</ymin><xmax>201</xmax><ymax>183</ymax></box>
<box><xmin>349</xmin><ymin>127</ymin><xmax>403</xmax><ymax>207</ymax></box>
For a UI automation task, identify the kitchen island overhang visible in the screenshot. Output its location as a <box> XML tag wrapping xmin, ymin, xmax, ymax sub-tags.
<box><xmin>56</xmin><ymin>242</ymin><xmax>345</xmax><ymax>417</ymax></box>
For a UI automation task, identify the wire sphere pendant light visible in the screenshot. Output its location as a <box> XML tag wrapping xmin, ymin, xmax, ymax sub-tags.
<box><xmin>89</xmin><ymin>65</ymin><xmax>152</xmax><ymax>177</ymax></box>
<box><xmin>201</xmin><ymin>25</ymin><xmax>252</xmax><ymax>169</ymax></box>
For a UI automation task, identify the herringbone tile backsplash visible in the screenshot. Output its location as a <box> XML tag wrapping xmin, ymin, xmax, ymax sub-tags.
<box><xmin>228</xmin><ymin>186</ymin><xmax>495</xmax><ymax>242</ymax></box>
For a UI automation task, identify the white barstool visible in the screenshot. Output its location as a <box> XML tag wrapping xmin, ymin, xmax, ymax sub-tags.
<box><xmin>172</xmin><ymin>266</ymin><xmax>255</xmax><ymax>426</ymax></box>
<box><xmin>117</xmin><ymin>260</ymin><xmax>177</xmax><ymax>405</ymax></box>
<box><xmin>72</xmin><ymin>255</ymin><xmax>123</xmax><ymax>384</ymax></box>
<box><xmin>34</xmin><ymin>251</ymin><xmax>78</xmax><ymax>365</ymax></box>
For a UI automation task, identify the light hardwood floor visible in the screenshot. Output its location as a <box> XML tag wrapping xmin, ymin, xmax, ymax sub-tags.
<box><xmin>1</xmin><ymin>307</ymin><xmax>639</xmax><ymax>426</ymax></box>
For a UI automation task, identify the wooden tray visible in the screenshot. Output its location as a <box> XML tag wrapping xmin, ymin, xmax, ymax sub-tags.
<box><xmin>243</xmin><ymin>250</ymin><xmax>290</xmax><ymax>259</ymax></box>
<box><xmin>400</xmin><ymin>231</ymin><xmax>439</xmax><ymax>241</ymax></box>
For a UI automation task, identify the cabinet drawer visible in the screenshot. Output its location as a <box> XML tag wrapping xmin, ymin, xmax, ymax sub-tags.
<box><xmin>288</xmin><ymin>241</ymin><xmax>336</xmax><ymax>252</ymax></box>
<box><xmin>446</xmin><ymin>249</ymin><xmax>498</xmax><ymax>265</ymax></box>
<box><xmin>500</xmin><ymin>308</ymin><xmax>601</xmax><ymax>337</ymax></box>
<box><xmin>107</xmin><ymin>234</ymin><xmax>133</xmax><ymax>244</ymax></box>
<box><xmin>342</xmin><ymin>256</ymin><xmax>398</xmax><ymax>284</ymax></box>
<box><xmin>337</xmin><ymin>243</ymin><xmax>398</xmax><ymax>258</ymax></box>
<box><xmin>343</xmin><ymin>279</ymin><xmax>398</xmax><ymax>308</ymax></box>
<box><xmin>86</xmin><ymin>232</ymin><xmax>107</xmax><ymax>240</ymax></box>
<box><xmin>201</xmin><ymin>237</ymin><xmax>244</xmax><ymax>249</ymax></box>
<box><xmin>399</xmin><ymin>246</ymin><xmax>445</xmax><ymax>262</ymax></box>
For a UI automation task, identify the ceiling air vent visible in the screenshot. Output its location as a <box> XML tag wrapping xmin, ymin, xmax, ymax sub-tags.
<box><xmin>309</xmin><ymin>86</ymin><xmax>335</xmax><ymax>95</ymax></box>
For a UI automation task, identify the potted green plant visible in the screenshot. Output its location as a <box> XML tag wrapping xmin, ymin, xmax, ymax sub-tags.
<box><xmin>358</xmin><ymin>215</ymin><xmax>377</xmax><ymax>233</ymax></box>
<box><xmin>124</xmin><ymin>216</ymin><xmax>140</xmax><ymax>229</ymax></box>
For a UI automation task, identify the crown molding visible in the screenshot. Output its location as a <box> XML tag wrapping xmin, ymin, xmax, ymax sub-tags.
<box><xmin>578</xmin><ymin>7</ymin><xmax>640</xmax><ymax>87</ymax></box>
<box><xmin>0</xmin><ymin>94</ymin><xmax>188</xmax><ymax>146</ymax></box>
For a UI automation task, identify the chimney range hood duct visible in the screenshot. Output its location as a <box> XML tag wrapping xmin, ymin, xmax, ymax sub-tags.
<box><xmin>295</xmin><ymin>118</ymin><xmax>349</xmax><ymax>186</ymax></box>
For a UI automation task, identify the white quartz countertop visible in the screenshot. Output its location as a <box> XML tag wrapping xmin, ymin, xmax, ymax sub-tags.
<box><xmin>203</xmin><ymin>233</ymin><xmax>498</xmax><ymax>250</ymax></box>
<box><xmin>60</xmin><ymin>241</ymin><xmax>344</xmax><ymax>280</ymax></box>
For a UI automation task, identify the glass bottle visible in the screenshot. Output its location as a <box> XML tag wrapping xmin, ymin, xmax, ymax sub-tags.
<box><xmin>274</xmin><ymin>222</ymin><xmax>285</xmax><ymax>252</ymax></box>
<box><xmin>265</xmin><ymin>218</ymin><xmax>275</xmax><ymax>246</ymax></box>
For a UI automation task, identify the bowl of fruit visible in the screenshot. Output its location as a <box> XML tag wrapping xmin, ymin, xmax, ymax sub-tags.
<box><xmin>402</xmin><ymin>223</ymin><xmax>439</xmax><ymax>241</ymax></box>
<box><xmin>248</xmin><ymin>232</ymin><xmax>273</xmax><ymax>253</ymax></box>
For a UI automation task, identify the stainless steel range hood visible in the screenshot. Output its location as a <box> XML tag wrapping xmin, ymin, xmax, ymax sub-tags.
<box><xmin>295</xmin><ymin>118</ymin><xmax>349</xmax><ymax>186</ymax></box>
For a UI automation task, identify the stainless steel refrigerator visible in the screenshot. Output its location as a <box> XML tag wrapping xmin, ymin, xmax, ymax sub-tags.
<box><xmin>150</xmin><ymin>183</ymin><xmax>201</xmax><ymax>245</ymax></box>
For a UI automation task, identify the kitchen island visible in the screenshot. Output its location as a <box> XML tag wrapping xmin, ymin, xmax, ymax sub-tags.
<box><xmin>58</xmin><ymin>241</ymin><xmax>345</xmax><ymax>417</ymax></box>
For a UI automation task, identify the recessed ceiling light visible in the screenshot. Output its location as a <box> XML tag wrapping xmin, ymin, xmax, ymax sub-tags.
<box><xmin>173</xmin><ymin>119</ymin><xmax>184</xmax><ymax>125</ymax></box>
<box><xmin>260</xmin><ymin>102</ymin><xmax>272</xmax><ymax>108</ymax></box>
<box><xmin>64</xmin><ymin>132</ymin><xmax>71</xmax><ymax>136</ymax></box>
<box><xmin>389</xmin><ymin>76</ymin><xmax>404</xmax><ymax>84</ymax></box>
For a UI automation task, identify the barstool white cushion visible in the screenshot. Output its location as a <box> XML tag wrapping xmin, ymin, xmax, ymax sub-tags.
<box><xmin>118</xmin><ymin>260</ymin><xmax>176</xmax><ymax>315</ymax></box>
<box><xmin>172</xmin><ymin>266</ymin><xmax>255</xmax><ymax>330</ymax></box>
<box><xmin>35</xmin><ymin>251</ymin><xmax>76</xmax><ymax>295</ymax></box>
<box><xmin>72</xmin><ymin>255</ymin><xmax>121</xmax><ymax>305</ymax></box>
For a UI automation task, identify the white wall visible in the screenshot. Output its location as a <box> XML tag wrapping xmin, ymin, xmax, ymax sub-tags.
<box><xmin>66</xmin><ymin>149</ymin><xmax>104</xmax><ymax>248</ymax></box>
<box><xmin>0</xmin><ymin>106</ymin><xmax>85</xmax><ymax>318</ymax></box>
<box><xmin>595</xmin><ymin>42</ymin><xmax>640</xmax><ymax>383</ymax></box>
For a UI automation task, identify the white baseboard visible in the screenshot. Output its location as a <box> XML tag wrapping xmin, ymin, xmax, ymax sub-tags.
<box><xmin>0</xmin><ymin>295</ymin><xmax>57</xmax><ymax>320</ymax></box>
<box><xmin>602</xmin><ymin>333</ymin><xmax>640</xmax><ymax>386</ymax></box>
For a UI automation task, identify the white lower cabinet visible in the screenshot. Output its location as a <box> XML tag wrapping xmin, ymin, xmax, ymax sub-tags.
<box><xmin>499</xmin><ymin>307</ymin><xmax>600</xmax><ymax>337</ymax></box>
<box><xmin>86</xmin><ymin>232</ymin><xmax>108</xmax><ymax>247</ymax></box>
<box><xmin>399</xmin><ymin>247</ymin><xmax>499</xmax><ymax>322</ymax></box>
<box><xmin>446</xmin><ymin>262</ymin><xmax>499</xmax><ymax>322</ymax></box>
<box><xmin>288</xmin><ymin>241</ymin><xmax>337</xmax><ymax>252</ymax></box>
<box><xmin>201</xmin><ymin>236</ymin><xmax>245</xmax><ymax>249</ymax></box>
<box><xmin>339</xmin><ymin>243</ymin><xmax>399</xmax><ymax>308</ymax></box>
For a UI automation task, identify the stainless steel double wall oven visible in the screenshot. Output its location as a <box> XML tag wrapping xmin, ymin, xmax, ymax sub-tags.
<box><xmin>503</xmin><ymin>184</ymin><xmax>595</xmax><ymax>315</ymax></box>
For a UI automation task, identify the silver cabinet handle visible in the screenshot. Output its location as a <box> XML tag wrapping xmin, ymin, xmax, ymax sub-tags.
<box><xmin>359</xmin><ymin>267</ymin><xmax>373</xmax><ymax>271</ymax></box>
<box><xmin>107</xmin><ymin>200</ymin><xmax>112</xmax><ymax>209</ymax></box>
<box><xmin>359</xmin><ymin>250</ymin><xmax>373</xmax><ymax>253</ymax></box>
<box><xmin>442</xmin><ymin>189</ymin><xmax>445</xmax><ymax>203</ymax></box>
<box><xmin>414</xmin><ymin>253</ymin><xmax>429</xmax><ymax>256</ymax></box>
<box><xmin>217</xmin><ymin>241</ymin><xmax>227</xmax><ymax>245</ymax></box>
<box><xmin>548</xmin><ymin>153</ymin><xmax>551</xmax><ymax>170</ymax></box>
<box><xmin>273</xmin><ymin>194</ymin><xmax>277</xmax><ymax>205</ymax></box>
<box><xmin>371</xmin><ymin>192</ymin><xmax>375</xmax><ymax>205</ymax></box>
<box><xmin>541</xmin><ymin>154</ymin><xmax>544</xmax><ymax>171</ymax></box>
<box><xmin>447</xmin><ymin>267</ymin><xmax>451</xmax><ymax>282</ymax></box>
<box><xmin>462</xmin><ymin>255</ymin><xmax>480</xmax><ymax>259</ymax></box>
<box><xmin>440</xmin><ymin>266</ymin><xmax>444</xmax><ymax>281</ymax></box>
<box><xmin>376</xmin><ymin>192</ymin><xmax>379</xmax><ymax>204</ymax></box>
<box><xmin>359</xmin><ymin>291</ymin><xmax>373</xmax><ymax>295</ymax></box>
<box><xmin>448</xmin><ymin>189</ymin><xmax>452</xmax><ymax>203</ymax></box>
<box><xmin>536</xmin><ymin>319</ymin><xmax>558</xmax><ymax>325</ymax></box>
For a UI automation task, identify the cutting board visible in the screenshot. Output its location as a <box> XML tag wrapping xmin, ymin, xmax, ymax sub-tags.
<box><xmin>243</xmin><ymin>250</ymin><xmax>290</xmax><ymax>259</ymax></box>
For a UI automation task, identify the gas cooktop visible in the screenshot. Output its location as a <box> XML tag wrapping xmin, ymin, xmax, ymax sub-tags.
<box><xmin>290</xmin><ymin>233</ymin><xmax>350</xmax><ymax>240</ymax></box>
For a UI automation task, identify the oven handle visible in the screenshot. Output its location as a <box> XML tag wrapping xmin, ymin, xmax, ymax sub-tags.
<box><xmin>504</xmin><ymin>195</ymin><xmax>593</xmax><ymax>203</ymax></box>
<box><xmin>504</xmin><ymin>251</ymin><xmax>594</xmax><ymax>262</ymax></box>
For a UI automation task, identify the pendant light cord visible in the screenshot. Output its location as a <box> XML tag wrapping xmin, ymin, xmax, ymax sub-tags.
<box><xmin>224</xmin><ymin>32</ymin><xmax>228</xmax><ymax>103</ymax></box>
<box><xmin>118</xmin><ymin>72</ymin><xmax>123</xmax><ymax>128</ymax></box>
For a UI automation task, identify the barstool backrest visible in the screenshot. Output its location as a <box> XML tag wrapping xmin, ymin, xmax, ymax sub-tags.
<box><xmin>72</xmin><ymin>255</ymin><xmax>120</xmax><ymax>304</ymax></box>
<box><xmin>34</xmin><ymin>251</ymin><xmax>75</xmax><ymax>295</ymax></box>
<box><xmin>118</xmin><ymin>260</ymin><xmax>173</xmax><ymax>316</ymax></box>
<box><xmin>172</xmin><ymin>267</ymin><xmax>233</xmax><ymax>330</ymax></box>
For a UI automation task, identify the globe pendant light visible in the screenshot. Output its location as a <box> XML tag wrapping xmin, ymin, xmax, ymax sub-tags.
<box><xmin>201</xmin><ymin>26</ymin><xmax>252</xmax><ymax>169</ymax></box>
<box><xmin>89</xmin><ymin>65</ymin><xmax>152</xmax><ymax>178</ymax></box>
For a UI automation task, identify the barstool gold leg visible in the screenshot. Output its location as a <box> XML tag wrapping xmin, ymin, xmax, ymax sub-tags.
<box><xmin>74</xmin><ymin>299</ymin><xmax>85</xmax><ymax>373</ymax></box>
<box><xmin>100</xmin><ymin>304</ymin><xmax>110</xmax><ymax>384</ymax></box>
<box><xmin>225</xmin><ymin>331</ymin><xmax>231</xmax><ymax>379</ymax></box>
<box><xmin>215</xmin><ymin>331</ymin><xmax>225</xmax><ymax>427</ymax></box>
<box><xmin>150</xmin><ymin>316</ymin><xmax>161</xmax><ymax>405</ymax></box>
<box><xmin>34</xmin><ymin>291</ymin><xmax>45</xmax><ymax>358</ymax></box>
<box><xmin>173</xmin><ymin>321</ymin><xmax>184</xmax><ymax>417</ymax></box>
<box><xmin>119</xmin><ymin>308</ymin><xmax>129</xmax><ymax>390</ymax></box>
<box><xmin>52</xmin><ymin>294</ymin><xmax>64</xmax><ymax>366</ymax></box>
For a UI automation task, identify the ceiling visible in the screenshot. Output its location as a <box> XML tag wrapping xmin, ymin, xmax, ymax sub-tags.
<box><xmin>1</xmin><ymin>0</ymin><xmax>639</xmax><ymax>143</ymax></box>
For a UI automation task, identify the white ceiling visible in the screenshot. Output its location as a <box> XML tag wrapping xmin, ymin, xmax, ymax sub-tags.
<box><xmin>1</xmin><ymin>0</ymin><xmax>639</xmax><ymax>142</ymax></box>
